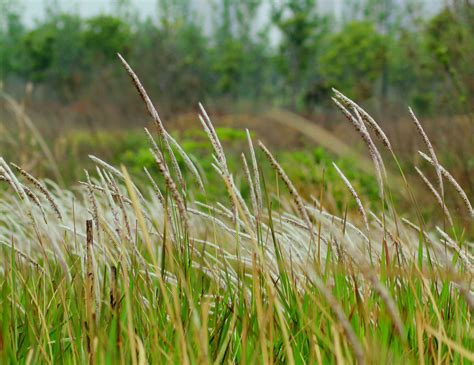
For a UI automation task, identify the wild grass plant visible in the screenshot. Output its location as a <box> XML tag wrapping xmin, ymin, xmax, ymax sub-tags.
<box><xmin>0</xmin><ymin>56</ymin><xmax>472</xmax><ymax>364</ymax></box>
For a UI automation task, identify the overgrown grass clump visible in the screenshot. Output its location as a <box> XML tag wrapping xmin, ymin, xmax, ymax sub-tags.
<box><xmin>0</xmin><ymin>57</ymin><xmax>472</xmax><ymax>364</ymax></box>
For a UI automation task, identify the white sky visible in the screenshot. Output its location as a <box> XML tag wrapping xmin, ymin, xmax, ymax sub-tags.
<box><xmin>21</xmin><ymin>0</ymin><xmax>158</xmax><ymax>24</ymax></box>
<box><xmin>19</xmin><ymin>0</ymin><xmax>444</xmax><ymax>27</ymax></box>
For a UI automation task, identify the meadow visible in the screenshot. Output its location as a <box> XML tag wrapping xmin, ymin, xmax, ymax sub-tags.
<box><xmin>0</xmin><ymin>55</ymin><xmax>472</xmax><ymax>364</ymax></box>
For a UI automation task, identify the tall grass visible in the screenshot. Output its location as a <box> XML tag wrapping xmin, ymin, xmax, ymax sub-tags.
<box><xmin>0</xmin><ymin>57</ymin><xmax>472</xmax><ymax>364</ymax></box>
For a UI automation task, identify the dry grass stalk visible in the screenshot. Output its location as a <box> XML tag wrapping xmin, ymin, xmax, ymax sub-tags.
<box><xmin>85</xmin><ymin>170</ymin><xmax>101</xmax><ymax>237</ymax></box>
<box><xmin>197</xmin><ymin>111</ymin><xmax>251</xmax><ymax>231</ymax></box>
<box><xmin>117</xmin><ymin>54</ymin><xmax>163</xmax><ymax>135</ymax></box>
<box><xmin>401</xmin><ymin>217</ymin><xmax>434</xmax><ymax>248</ymax></box>
<box><xmin>11</xmin><ymin>163</ymin><xmax>62</xmax><ymax>220</ymax></box>
<box><xmin>246</xmin><ymin>129</ymin><xmax>262</xmax><ymax>215</ymax></box>
<box><xmin>166</xmin><ymin>132</ymin><xmax>205</xmax><ymax>192</ymax></box>
<box><xmin>144</xmin><ymin>128</ymin><xmax>186</xmax><ymax>196</ymax></box>
<box><xmin>258</xmin><ymin>141</ymin><xmax>312</xmax><ymax>234</ymax></box>
<box><xmin>118</xmin><ymin>54</ymin><xmax>185</xmax><ymax>194</ymax></box>
<box><xmin>198</xmin><ymin>114</ymin><xmax>227</xmax><ymax>173</ymax></box>
<box><xmin>230</xmin><ymin>176</ymin><xmax>255</xmax><ymax>232</ymax></box>
<box><xmin>415</xmin><ymin>167</ymin><xmax>454</xmax><ymax>227</ymax></box>
<box><xmin>144</xmin><ymin>167</ymin><xmax>176</xmax><ymax>242</ymax></box>
<box><xmin>78</xmin><ymin>181</ymin><xmax>132</xmax><ymax>205</ymax></box>
<box><xmin>435</xmin><ymin>227</ymin><xmax>473</xmax><ymax>271</ymax></box>
<box><xmin>199</xmin><ymin>103</ymin><xmax>227</xmax><ymax>170</ymax></box>
<box><xmin>409</xmin><ymin>108</ymin><xmax>444</xmax><ymax>199</ymax></box>
<box><xmin>166</xmin><ymin>145</ymin><xmax>186</xmax><ymax>195</ymax></box>
<box><xmin>418</xmin><ymin>151</ymin><xmax>473</xmax><ymax>218</ymax></box>
<box><xmin>332</xmin><ymin>163</ymin><xmax>369</xmax><ymax>231</ymax></box>
<box><xmin>241</xmin><ymin>153</ymin><xmax>258</xmax><ymax>218</ymax></box>
<box><xmin>89</xmin><ymin>155</ymin><xmax>123</xmax><ymax>179</ymax></box>
<box><xmin>150</xmin><ymin>148</ymin><xmax>189</xmax><ymax>232</ymax></box>
<box><xmin>0</xmin><ymin>158</ymin><xmax>27</xmax><ymax>201</ymax></box>
<box><xmin>333</xmin><ymin>89</ymin><xmax>393</xmax><ymax>153</ymax></box>
<box><xmin>211</xmin><ymin>161</ymin><xmax>239</xmax><ymax>224</ymax></box>
<box><xmin>89</xmin><ymin>155</ymin><xmax>148</xmax><ymax>206</ymax></box>
<box><xmin>197</xmin><ymin>108</ymin><xmax>247</xmax><ymax>226</ymax></box>
<box><xmin>0</xmin><ymin>168</ymin><xmax>23</xmax><ymax>199</ymax></box>
<box><xmin>22</xmin><ymin>185</ymin><xmax>47</xmax><ymax>222</ymax></box>
<box><xmin>105</xmin><ymin>171</ymin><xmax>133</xmax><ymax>241</ymax></box>
<box><xmin>332</xmin><ymin>98</ymin><xmax>384</xmax><ymax>193</ymax></box>
<box><xmin>369</xmin><ymin>211</ymin><xmax>405</xmax><ymax>264</ymax></box>
<box><xmin>144</xmin><ymin>168</ymin><xmax>165</xmax><ymax>207</ymax></box>
<box><xmin>96</xmin><ymin>168</ymin><xmax>123</xmax><ymax>241</ymax></box>
<box><xmin>307</xmin><ymin>208</ymin><xmax>370</xmax><ymax>244</ymax></box>
<box><xmin>85</xmin><ymin>219</ymin><xmax>96</xmax><ymax>364</ymax></box>
<box><xmin>353</xmin><ymin>108</ymin><xmax>386</xmax><ymax>177</ymax></box>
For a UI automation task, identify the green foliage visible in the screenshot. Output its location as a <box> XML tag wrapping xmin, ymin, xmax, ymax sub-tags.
<box><xmin>212</xmin><ymin>39</ymin><xmax>246</xmax><ymax>95</ymax></box>
<box><xmin>272</xmin><ymin>0</ymin><xmax>330</xmax><ymax>109</ymax></box>
<box><xmin>81</xmin><ymin>15</ymin><xmax>132</xmax><ymax>61</ymax></box>
<box><xmin>131</xmin><ymin>16</ymin><xmax>212</xmax><ymax>111</ymax></box>
<box><xmin>425</xmin><ymin>9</ymin><xmax>466</xmax><ymax>69</ymax></box>
<box><xmin>424</xmin><ymin>5</ymin><xmax>474</xmax><ymax>108</ymax></box>
<box><xmin>0</xmin><ymin>2</ymin><xmax>25</xmax><ymax>77</ymax></box>
<box><xmin>319</xmin><ymin>21</ymin><xmax>386</xmax><ymax>100</ymax></box>
<box><xmin>21</xmin><ymin>15</ymin><xmax>82</xmax><ymax>80</ymax></box>
<box><xmin>210</xmin><ymin>0</ymin><xmax>270</xmax><ymax>99</ymax></box>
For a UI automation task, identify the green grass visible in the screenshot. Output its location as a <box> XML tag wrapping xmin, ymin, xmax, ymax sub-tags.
<box><xmin>1</xmin><ymin>251</ymin><xmax>472</xmax><ymax>364</ymax></box>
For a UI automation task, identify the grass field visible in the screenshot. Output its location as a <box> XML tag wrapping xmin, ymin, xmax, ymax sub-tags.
<box><xmin>0</xmin><ymin>57</ymin><xmax>472</xmax><ymax>364</ymax></box>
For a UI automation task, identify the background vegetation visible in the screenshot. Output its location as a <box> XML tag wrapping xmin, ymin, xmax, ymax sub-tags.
<box><xmin>1</xmin><ymin>0</ymin><xmax>473</xmax><ymax>115</ymax></box>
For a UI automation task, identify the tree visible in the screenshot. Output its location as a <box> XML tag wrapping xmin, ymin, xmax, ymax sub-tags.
<box><xmin>0</xmin><ymin>1</ymin><xmax>25</xmax><ymax>79</ymax></box>
<box><xmin>81</xmin><ymin>15</ymin><xmax>132</xmax><ymax>62</ymax></box>
<box><xmin>127</xmin><ymin>1</ymin><xmax>212</xmax><ymax>114</ymax></box>
<box><xmin>424</xmin><ymin>4</ymin><xmax>474</xmax><ymax>109</ymax></box>
<box><xmin>19</xmin><ymin>14</ymin><xmax>84</xmax><ymax>99</ymax></box>
<box><xmin>210</xmin><ymin>0</ymin><xmax>269</xmax><ymax>99</ymax></box>
<box><xmin>343</xmin><ymin>0</ymin><xmax>425</xmax><ymax>100</ymax></box>
<box><xmin>319</xmin><ymin>21</ymin><xmax>385</xmax><ymax>100</ymax></box>
<box><xmin>272</xmin><ymin>0</ymin><xmax>329</xmax><ymax>110</ymax></box>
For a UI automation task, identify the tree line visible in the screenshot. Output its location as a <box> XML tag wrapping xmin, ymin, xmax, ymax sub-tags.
<box><xmin>1</xmin><ymin>0</ymin><xmax>473</xmax><ymax>116</ymax></box>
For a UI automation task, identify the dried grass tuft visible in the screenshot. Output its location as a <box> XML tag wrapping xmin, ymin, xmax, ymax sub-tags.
<box><xmin>332</xmin><ymin>98</ymin><xmax>384</xmax><ymax>193</ymax></box>
<box><xmin>11</xmin><ymin>163</ymin><xmax>62</xmax><ymax>220</ymax></box>
<box><xmin>333</xmin><ymin>88</ymin><xmax>393</xmax><ymax>153</ymax></box>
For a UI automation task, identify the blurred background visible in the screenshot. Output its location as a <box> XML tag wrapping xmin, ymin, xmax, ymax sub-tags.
<box><xmin>0</xmin><ymin>0</ymin><xmax>472</xmax><ymax>221</ymax></box>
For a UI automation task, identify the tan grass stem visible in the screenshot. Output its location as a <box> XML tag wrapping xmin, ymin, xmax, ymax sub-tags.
<box><xmin>332</xmin><ymin>163</ymin><xmax>369</xmax><ymax>231</ymax></box>
<box><xmin>258</xmin><ymin>141</ymin><xmax>312</xmax><ymax>234</ymax></box>
<box><xmin>332</xmin><ymin>98</ymin><xmax>384</xmax><ymax>193</ymax></box>
<box><xmin>333</xmin><ymin>89</ymin><xmax>393</xmax><ymax>153</ymax></box>
<box><xmin>409</xmin><ymin>108</ymin><xmax>444</xmax><ymax>199</ymax></box>
<box><xmin>11</xmin><ymin>163</ymin><xmax>62</xmax><ymax>220</ymax></box>
<box><xmin>418</xmin><ymin>151</ymin><xmax>473</xmax><ymax>218</ymax></box>
<box><xmin>415</xmin><ymin>167</ymin><xmax>454</xmax><ymax>227</ymax></box>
